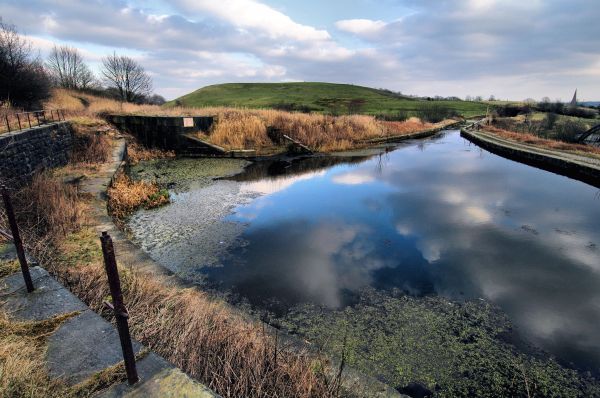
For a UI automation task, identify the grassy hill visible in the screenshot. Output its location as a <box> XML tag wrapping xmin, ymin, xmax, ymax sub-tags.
<box><xmin>168</xmin><ymin>82</ymin><xmax>487</xmax><ymax>118</ymax></box>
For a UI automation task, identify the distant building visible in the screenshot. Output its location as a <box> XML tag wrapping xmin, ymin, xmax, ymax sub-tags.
<box><xmin>570</xmin><ymin>89</ymin><xmax>577</xmax><ymax>107</ymax></box>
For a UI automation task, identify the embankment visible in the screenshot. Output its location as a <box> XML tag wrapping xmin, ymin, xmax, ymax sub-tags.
<box><xmin>461</xmin><ymin>129</ymin><xmax>600</xmax><ymax>188</ymax></box>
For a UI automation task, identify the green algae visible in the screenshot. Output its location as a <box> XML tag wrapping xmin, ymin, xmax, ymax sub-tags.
<box><xmin>277</xmin><ymin>288</ymin><xmax>600</xmax><ymax>397</ymax></box>
<box><xmin>129</xmin><ymin>157</ymin><xmax>249</xmax><ymax>192</ymax></box>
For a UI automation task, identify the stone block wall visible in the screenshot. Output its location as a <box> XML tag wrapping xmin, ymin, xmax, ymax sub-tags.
<box><xmin>0</xmin><ymin>122</ymin><xmax>73</xmax><ymax>187</ymax></box>
<box><xmin>106</xmin><ymin>115</ymin><xmax>214</xmax><ymax>150</ymax></box>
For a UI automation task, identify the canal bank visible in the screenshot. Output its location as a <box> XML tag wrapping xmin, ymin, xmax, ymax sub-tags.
<box><xmin>461</xmin><ymin>128</ymin><xmax>600</xmax><ymax>188</ymax></box>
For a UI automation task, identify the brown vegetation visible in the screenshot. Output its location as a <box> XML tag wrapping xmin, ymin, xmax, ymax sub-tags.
<box><xmin>0</xmin><ymin>309</ymin><xmax>72</xmax><ymax>398</ymax></box>
<box><xmin>64</xmin><ymin>259</ymin><xmax>338</xmax><ymax>397</ymax></box>
<box><xmin>1</xmin><ymin>169</ymin><xmax>341</xmax><ymax>397</ymax></box>
<box><xmin>482</xmin><ymin>125</ymin><xmax>600</xmax><ymax>156</ymax></box>
<box><xmin>125</xmin><ymin>140</ymin><xmax>176</xmax><ymax>165</ymax></box>
<box><xmin>201</xmin><ymin>109</ymin><xmax>454</xmax><ymax>152</ymax></box>
<box><xmin>44</xmin><ymin>88</ymin><xmax>455</xmax><ymax>152</ymax></box>
<box><xmin>107</xmin><ymin>173</ymin><xmax>169</xmax><ymax>222</ymax></box>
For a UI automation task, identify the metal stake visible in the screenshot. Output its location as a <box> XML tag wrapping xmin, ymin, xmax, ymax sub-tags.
<box><xmin>16</xmin><ymin>114</ymin><xmax>21</xmax><ymax>130</ymax></box>
<box><xmin>4</xmin><ymin>115</ymin><xmax>10</xmax><ymax>132</ymax></box>
<box><xmin>1</xmin><ymin>186</ymin><xmax>34</xmax><ymax>292</ymax></box>
<box><xmin>27</xmin><ymin>113</ymin><xmax>31</xmax><ymax>129</ymax></box>
<box><xmin>99</xmin><ymin>232</ymin><xmax>139</xmax><ymax>385</ymax></box>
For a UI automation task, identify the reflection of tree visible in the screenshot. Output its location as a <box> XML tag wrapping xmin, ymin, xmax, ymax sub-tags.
<box><xmin>375</xmin><ymin>151</ymin><xmax>390</xmax><ymax>174</ymax></box>
<box><xmin>228</xmin><ymin>155</ymin><xmax>371</xmax><ymax>182</ymax></box>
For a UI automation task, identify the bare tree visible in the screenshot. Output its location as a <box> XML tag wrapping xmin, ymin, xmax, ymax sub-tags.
<box><xmin>0</xmin><ymin>19</ymin><xmax>50</xmax><ymax>108</ymax></box>
<box><xmin>47</xmin><ymin>45</ymin><xmax>95</xmax><ymax>90</ymax></box>
<box><xmin>101</xmin><ymin>52</ymin><xmax>152</xmax><ymax>102</ymax></box>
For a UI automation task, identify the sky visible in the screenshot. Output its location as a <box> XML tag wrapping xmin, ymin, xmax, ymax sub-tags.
<box><xmin>1</xmin><ymin>0</ymin><xmax>599</xmax><ymax>101</ymax></box>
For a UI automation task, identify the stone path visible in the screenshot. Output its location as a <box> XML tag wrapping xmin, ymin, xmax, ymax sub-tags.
<box><xmin>0</xmin><ymin>243</ymin><xmax>218</xmax><ymax>397</ymax></box>
<box><xmin>0</xmin><ymin>134</ymin><xmax>220</xmax><ymax>396</ymax></box>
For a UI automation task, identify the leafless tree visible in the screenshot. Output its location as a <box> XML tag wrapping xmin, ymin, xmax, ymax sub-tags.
<box><xmin>0</xmin><ymin>19</ymin><xmax>50</xmax><ymax>108</ymax></box>
<box><xmin>101</xmin><ymin>52</ymin><xmax>152</xmax><ymax>102</ymax></box>
<box><xmin>47</xmin><ymin>45</ymin><xmax>95</xmax><ymax>90</ymax></box>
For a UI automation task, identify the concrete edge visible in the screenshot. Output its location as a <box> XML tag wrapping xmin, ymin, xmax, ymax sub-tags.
<box><xmin>461</xmin><ymin>129</ymin><xmax>600</xmax><ymax>189</ymax></box>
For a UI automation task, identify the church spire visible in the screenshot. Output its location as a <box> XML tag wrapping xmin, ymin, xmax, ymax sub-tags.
<box><xmin>570</xmin><ymin>89</ymin><xmax>578</xmax><ymax>107</ymax></box>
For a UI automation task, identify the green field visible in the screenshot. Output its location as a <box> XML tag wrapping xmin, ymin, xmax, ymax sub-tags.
<box><xmin>168</xmin><ymin>82</ymin><xmax>488</xmax><ymax>118</ymax></box>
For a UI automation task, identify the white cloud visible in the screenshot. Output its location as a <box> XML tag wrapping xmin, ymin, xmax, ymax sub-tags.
<box><xmin>175</xmin><ymin>0</ymin><xmax>330</xmax><ymax>41</ymax></box>
<box><xmin>332</xmin><ymin>170</ymin><xmax>375</xmax><ymax>185</ymax></box>
<box><xmin>335</xmin><ymin>19</ymin><xmax>387</xmax><ymax>36</ymax></box>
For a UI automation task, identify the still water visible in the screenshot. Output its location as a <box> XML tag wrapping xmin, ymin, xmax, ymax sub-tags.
<box><xmin>129</xmin><ymin>130</ymin><xmax>600</xmax><ymax>371</ymax></box>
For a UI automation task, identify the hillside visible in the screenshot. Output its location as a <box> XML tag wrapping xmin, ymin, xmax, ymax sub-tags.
<box><xmin>169</xmin><ymin>82</ymin><xmax>487</xmax><ymax>117</ymax></box>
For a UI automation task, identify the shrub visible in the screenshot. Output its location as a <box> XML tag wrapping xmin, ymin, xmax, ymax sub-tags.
<box><xmin>71</xmin><ymin>128</ymin><xmax>112</xmax><ymax>164</ymax></box>
<box><xmin>495</xmin><ymin>104</ymin><xmax>531</xmax><ymax>117</ymax></box>
<box><xmin>553</xmin><ymin>119</ymin><xmax>588</xmax><ymax>143</ymax></box>
<box><xmin>542</xmin><ymin>112</ymin><xmax>558</xmax><ymax>131</ymax></box>
<box><xmin>376</xmin><ymin>111</ymin><xmax>409</xmax><ymax>122</ymax></box>
<box><xmin>417</xmin><ymin>103</ymin><xmax>457</xmax><ymax>123</ymax></box>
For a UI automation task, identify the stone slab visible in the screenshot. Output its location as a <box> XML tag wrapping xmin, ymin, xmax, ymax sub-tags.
<box><xmin>47</xmin><ymin>309</ymin><xmax>142</xmax><ymax>384</ymax></box>
<box><xmin>0</xmin><ymin>266</ymin><xmax>50</xmax><ymax>295</ymax></box>
<box><xmin>94</xmin><ymin>353</ymin><xmax>219</xmax><ymax>398</ymax></box>
<box><xmin>119</xmin><ymin>368</ymin><xmax>218</xmax><ymax>398</ymax></box>
<box><xmin>0</xmin><ymin>271</ymin><xmax>87</xmax><ymax>321</ymax></box>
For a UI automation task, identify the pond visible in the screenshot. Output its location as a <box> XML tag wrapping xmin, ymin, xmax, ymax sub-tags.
<box><xmin>128</xmin><ymin>130</ymin><xmax>600</xmax><ymax>389</ymax></box>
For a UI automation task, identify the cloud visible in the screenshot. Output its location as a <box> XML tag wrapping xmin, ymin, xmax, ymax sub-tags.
<box><xmin>1</xmin><ymin>0</ymin><xmax>600</xmax><ymax>99</ymax></box>
<box><xmin>335</xmin><ymin>19</ymin><xmax>387</xmax><ymax>36</ymax></box>
<box><xmin>175</xmin><ymin>0</ymin><xmax>330</xmax><ymax>41</ymax></box>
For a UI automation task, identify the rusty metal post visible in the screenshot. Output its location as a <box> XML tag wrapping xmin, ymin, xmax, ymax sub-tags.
<box><xmin>99</xmin><ymin>232</ymin><xmax>139</xmax><ymax>385</ymax></box>
<box><xmin>35</xmin><ymin>112</ymin><xmax>40</xmax><ymax>127</ymax></box>
<box><xmin>16</xmin><ymin>114</ymin><xmax>21</xmax><ymax>130</ymax></box>
<box><xmin>1</xmin><ymin>186</ymin><xmax>34</xmax><ymax>292</ymax></box>
<box><xmin>26</xmin><ymin>113</ymin><xmax>31</xmax><ymax>129</ymax></box>
<box><xmin>4</xmin><ymin>115</ymin><xmax>10</xmax><ymax>132</ymax></box>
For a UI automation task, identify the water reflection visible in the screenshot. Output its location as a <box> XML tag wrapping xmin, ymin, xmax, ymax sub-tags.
<box><xmin>130</xmin><ymin>131</ymin><xmax>600</xmax><ymax>372</ymax></box>
<box><xmin>211</xmin><ymin>131</ymin><xmax>600</xmax><ymax>371</ymax></box>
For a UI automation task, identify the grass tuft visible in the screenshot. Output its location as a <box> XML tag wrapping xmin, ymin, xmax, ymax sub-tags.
<box><xmin>107</xmin><ymin>174</ymin><xmax>170</xmax><ymax>222</ymax></box>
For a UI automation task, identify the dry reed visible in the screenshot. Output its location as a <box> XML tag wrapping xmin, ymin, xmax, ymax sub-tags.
<box><xmin>125</xmin><ymin>140</ymin><xmax>176</xmax><ymax>165</ymax></box>
<box><xmin>63</xmin><ymin>260</ymin><xmax>337</xmax><ymax>398</ymax></box>
<box><xmin>107</xmin><ymin>173</ymin><xmax>169</xmax><ymax>221</ymax></box>
<box><xmin>483</xmin><ymin>126</ymin><xmax>600</xmax><ymax>156</ymax></box>
<box><xmin>44</xmin><ymin>89</ymin><xmax>452</xmax><ymax>152</ymax></box>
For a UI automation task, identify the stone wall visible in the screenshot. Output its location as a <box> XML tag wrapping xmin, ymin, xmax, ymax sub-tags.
<box><xmin>106</xmin><ymin>115</ymin><xmax>214</xmax><ymax>151</ymax></box>
<box><xmin>0</xmin><ymin>122</ymin><xmax>73</xmax><ymax>187</ymax></box>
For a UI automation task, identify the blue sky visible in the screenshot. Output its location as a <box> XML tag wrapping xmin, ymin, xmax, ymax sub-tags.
<box><xmin>1</xmin><ymin>0</ymin><xmax>599</xmax><ymax>100</ymax></box>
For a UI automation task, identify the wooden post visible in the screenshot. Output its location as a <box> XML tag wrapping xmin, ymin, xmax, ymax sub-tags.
<box><xmin>99</xmin><ymin>232</ymin><xmax>139</xmax><ymax>385</ymax></box>
<box><xmin>1</xmin><ymin>186</ymin><xmax>34</xmax><ymax>292</ymax></box>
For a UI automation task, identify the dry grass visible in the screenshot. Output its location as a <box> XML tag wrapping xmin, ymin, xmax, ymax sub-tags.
<box><xmin>107</xmin><ymin>173</ymin><xmax>170</xmax><ymax>222</ymax></box>
<box><xmin>17</xmin><ymin>173</ymin><xmax>84</xmax><ymax>242</ymax></box>
<box><xmin>482</xmin><ymin>126</ymin><xmax>600</xmax><ymax>156</ymax></box>
<box><xmin>43</xmin><ymin>89</ymin><xmax>454</xmax><ymax>152</ymax></box>
<box><xmin>125</xmin><ymin>140</ymin><xmax>176</xmax><ymax>165</ymax></box>
<box><xmin>199</xmin><ymin>109</ymin><xmax>454</xmax><ymax>152</ymax></box>
<box><xmin>0</xmin><ymin>297</ymin><xmax>132</xmax><ymax>398</ymax></box>
<box><xmin>0</xmin><ymin>308</ymin><xmax>79</xmax><ymax>398</ymax></box>
<box><xmin>62</xmin><ymin>260</ymin><xmax>337</xmax><ymax>398</ymax></box>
